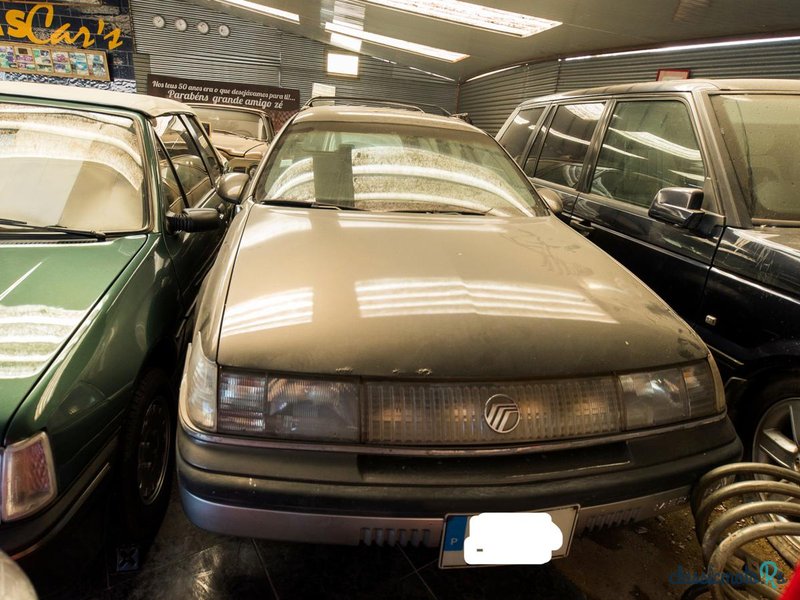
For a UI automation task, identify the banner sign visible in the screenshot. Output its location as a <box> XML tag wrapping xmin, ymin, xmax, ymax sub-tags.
<box><xmin>147</xmin><ymin>75</ymin><xmax>300</xmax><ymax>112</ymax></box>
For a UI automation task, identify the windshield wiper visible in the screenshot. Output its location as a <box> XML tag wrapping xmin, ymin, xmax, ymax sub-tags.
<box><xmin>258</xmin><ymin>199</ymin><xmax>366</xmax><ymax>211</ymax></box>
<box><xmin>385</xmin><ymin>207</ymin><xmax>490</xmax><ymax>216</ymax></box>
<box><xmin>0</xmin><ymin>218</ymin><xmax>106</xmax><ymax>240</ymax></box>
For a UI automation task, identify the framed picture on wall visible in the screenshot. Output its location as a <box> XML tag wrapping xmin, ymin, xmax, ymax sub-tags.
<box><xmin>657</xmin><ymin>68</ymin><xmax>691</xmax><ymax>81</ymax></box>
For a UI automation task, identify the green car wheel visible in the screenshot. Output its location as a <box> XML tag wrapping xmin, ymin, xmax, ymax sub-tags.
<box><xmin>115</xmin><ymin>369</ymin><xmax>175</xmax><ymax>541</ymax></box>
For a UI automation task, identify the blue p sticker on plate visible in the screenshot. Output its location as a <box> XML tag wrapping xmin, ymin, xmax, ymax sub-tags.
<box><xmin>439</xmin><ymin>506</ymin><xmax>579</xmax><ymax>568</ymax></box>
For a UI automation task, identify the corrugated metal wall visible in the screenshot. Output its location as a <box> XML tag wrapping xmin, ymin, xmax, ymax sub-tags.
<box><xmin>132</xmin><ymin>0</ymin><xmax>281</xmax><ymax>85</ymax></box>
<box><xmin>130</xmin><ymin>0</ymin><xmax>456</xmax><ymax>109</ymax></box>
<box><xmin>279</xmin><ymin>32</ymin><xmax>456</xmax><ymax>111</ymax></box>
<box><xmin>457</xmin><ymin>62</ymin><xmax>558</xmax><ymax>138</ymax></box>
<box><xmin>460</xmin><ymin>40</ymin><xmax>800</xmax><ymax>135</ymax></box>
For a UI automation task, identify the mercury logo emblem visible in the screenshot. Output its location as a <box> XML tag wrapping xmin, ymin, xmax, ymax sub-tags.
<box><xmin>484</xmin><ymin>394</ymin><xmax>520</xmax><ymax>434</ymax></box>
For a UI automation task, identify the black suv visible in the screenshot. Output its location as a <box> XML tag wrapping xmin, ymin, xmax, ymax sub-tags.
<box><xmin>498</xmin><ymin>79</ymin><xmax>800</xmax><ymax>470</ymax></box>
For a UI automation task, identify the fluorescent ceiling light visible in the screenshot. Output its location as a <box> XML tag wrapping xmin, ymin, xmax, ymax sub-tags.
<box><xmin>408</xmin><ymin>66</ymin><xmax>455</xmax><ymax>81</ymax></box>
<box><xmin>365</xmin><ymin>0</ymin><xmax>560</xmax><ymax>38</ymax></box>
<box><xmin>330</xmin><ymin>32</ymin><xmax>363</xmax><ymax>53</ymax></box>
<box><xmin>325</xmin><ymin>22</ymin><xmax>468</xmax><ymax>62</ymax></box>
<box><xmin>464</xmin><ymin>64</ymin><xmax>520</xmax><ymax>83</ymax></box>
<box><xmin>566</xmin><ymin>34</ymin><xmax>800</xmax><ymax>61</ymax></box>
<box><xmin>327</xmin><ymin>52</ymin><xmax>360</xmax><ymax>76</ymax></box>
<box><xmin>214</xmin><ymin>0</ymin><xmax>299</xmax><ymax>23</ymax></box>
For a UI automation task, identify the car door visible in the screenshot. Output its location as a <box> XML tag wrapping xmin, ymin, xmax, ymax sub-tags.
<box><xmin>155</xmin><ymin>113</ymin><xmax>228</xmax><ymax>304</ymax></box>
<box><xmin>523</xmin><ymin>101</ymin><xmax>607</xmax><ymax>219</ymax></box>
<box><xmin>569</xmin><ymin>97</ymin><xmax>722</xmax><ymax>324</ymax></box>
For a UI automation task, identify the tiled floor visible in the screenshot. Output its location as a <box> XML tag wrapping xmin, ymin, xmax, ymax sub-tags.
<box><xmin>33</xmin><ymin>481</ymin><xmax>706</xmax><ymax>600</ymax></box>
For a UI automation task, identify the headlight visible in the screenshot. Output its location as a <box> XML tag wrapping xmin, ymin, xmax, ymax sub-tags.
<box><xmin>218</xmin><ymin>371</ymin><xmax>359</xmax><ymax>442</ymax></box>
<box><xmin>621</xmin><ymin>359</ymin><xmax>723</xmax><ymax>430</ymax></box>
<box><xmin>180</xmin><ymin>330</ymin><xmax>218</xmax><ymax>431</ymax></box>
<box><xmin>1</xmin><ymin>432</ymin><xmax>57</xmax><ymax>522</ymax></box>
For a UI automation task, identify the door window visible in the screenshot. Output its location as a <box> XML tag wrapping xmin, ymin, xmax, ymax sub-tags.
<box><xmin>155</xmin><ymin>115</ymin><xmax>214</xmax><ymax>206</ymax></box>
<box><xmin>590</xmin><ymin>100</ymin><xmax>705</xmax><ymax>208</ymax></box>
<box><xmin>497</xmin><ymin>106</ymin><xmax>545</xmax><ymax>163</ymax></box>
<box><xmin>182</xmin><ymin>115</ymin><xmax>223</xmax><ymax>180</ymax></box>
<box><xmin>531</xmin><ymin>102</ymin><xmax>605</xmax><ymax>187</ymax></box>
<box><xmin>156</xmin><ymin>140</ymin><xmax>186</xmax><ymax>214</ymax></box>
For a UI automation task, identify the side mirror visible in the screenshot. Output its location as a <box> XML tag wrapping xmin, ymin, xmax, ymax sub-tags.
<box><xmin>648</xmin><ymin>187</ymin><xmax>704</xmax><ymax>229</ymax></box>
<box><xmin>167</xmin><ymin>208</ymin><xmax>222</xmax><ymax>233</ymax></box>
<box><xmin>536</xmin><ymin>186</ymin><xmax>563</xmax><ymax>216</ymax></box>
<box><xmin>217</xmin><ymin>171</ymin><xmax>250</xmax><ymax>204</ymax></box>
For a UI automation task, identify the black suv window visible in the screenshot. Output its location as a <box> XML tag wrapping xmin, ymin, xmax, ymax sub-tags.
<box><xmin>532</xmin><ymin>102</ymin><xmax>605</xmax><ymax>187</ymax></box>
<box><xmin>498</xmin><ymin>106</ymin><xmax>545</xmax><ymax>163</ymax></box>
<box><xmin>711</xmin><ymin>93</ymin><xmax>800</xmax><ymax>222</ymax></box>
<box><xmin>590</xmin><ymin>100</ymin><xmax>705</xmax><ymax>208</ymax></box>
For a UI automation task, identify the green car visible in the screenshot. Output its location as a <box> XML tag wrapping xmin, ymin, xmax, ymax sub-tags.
<box><xmin>0</xmin><ymin>81</ymin><xmax>239</xmax><ymax>560</ymax></box>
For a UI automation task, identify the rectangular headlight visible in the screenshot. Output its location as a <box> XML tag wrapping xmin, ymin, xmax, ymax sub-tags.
<box><xmin>218</xmin><ymin>371</ymin><xmax>359</xmax><ymax>442</ymax></box>
<box><xmin>1</xmin><ymin>432</ymin><xmax>57</xmax><ymax>522</ymax></box>
<box><xmin>621</xmin><ymin>360</ymin><xmax>721</xmax><ymax>430</ymax></box>
<box><xmin>180</xmin><ymin>330</ymin><xmax>218</xmax><ymax>431</ymax></box>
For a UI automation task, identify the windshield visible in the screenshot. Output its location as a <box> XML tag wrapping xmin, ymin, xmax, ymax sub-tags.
<box><xmin>255</xmin><ymin>121</ymin><xmax>545</xmax><ymax>216</ymax></box>
<box><xmin>0</xmin><ymin>103</ymin><xmax>145</xmax><ymax>233</ymax></box>
<box><xmin>711</xmin><ymin>93</ymin><xmax>800</xmax><ymax>222</ymax></box>
<box><xmin>193</xmin><ymin>106</ymin><xmax>267</xmax><ymax>141</ymax></box>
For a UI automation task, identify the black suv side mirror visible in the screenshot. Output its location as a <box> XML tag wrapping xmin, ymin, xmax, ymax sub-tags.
<box><xmin>217</xmin><ymin>172</ymin><xmax>251</xmax><ymax>204</ymax></box>
<box><xmin>648</xmin><ymin>187</ymin><xmax>704</xmax><ymax>229</ymax></box>
<box><xmin>167</xmin><ymin>208</ymin><xmax>222</xmax><ymax>233</ymax></box>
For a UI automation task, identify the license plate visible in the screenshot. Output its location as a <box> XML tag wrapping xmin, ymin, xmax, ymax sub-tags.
<box><xmin>439</xmin><ymin>505</ymin><xmax>579</xmax><ymax>568</ymax></box>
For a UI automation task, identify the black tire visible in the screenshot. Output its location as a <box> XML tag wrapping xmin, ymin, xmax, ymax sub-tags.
<box><xmin>737</xmin><ymin>374</ymin><xmax>800</xmax><ymax>565</ymax></box>
<box><xmin>115</xmin><ymin>368</ymin><xmax>175</xmax><ymax>542</ymax></box>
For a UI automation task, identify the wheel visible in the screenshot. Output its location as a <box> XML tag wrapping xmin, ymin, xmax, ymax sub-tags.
<box><xmin>742</xmin><ymin>375</ymin><xmax>800</xmax><ymax>565</ymax></box>
<box><xmin>115</xmin><ymin>369</ymin><xmax>175</xmax><ymax>542</ymax></box>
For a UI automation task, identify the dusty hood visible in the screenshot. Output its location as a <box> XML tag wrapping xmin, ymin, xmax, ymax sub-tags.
<box><xmin>218</xmin><ymin>207</ymin><xmax>707</xmax><ymax>379</ymax></box>
<box><xmin>0</xmin><ymin>237</ymin><xmax>145</xmax><ymax>425</ymax></box>
<box><xmin>210</xmin><ymin>131</ymin><xmax>268</xmax><ymax>158</ymax></box>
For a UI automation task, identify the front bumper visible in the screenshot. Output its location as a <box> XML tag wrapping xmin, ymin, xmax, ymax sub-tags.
<box><xmin>178</xmin><ymin>415</ymin><xmax>741</xmax><ymax>548</ymax></box>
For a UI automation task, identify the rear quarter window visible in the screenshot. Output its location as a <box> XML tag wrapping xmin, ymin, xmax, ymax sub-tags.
<box><xmin>497</xmin><ymin>106</ymin><xmax>545</xmax><ymax>163</ymax></box>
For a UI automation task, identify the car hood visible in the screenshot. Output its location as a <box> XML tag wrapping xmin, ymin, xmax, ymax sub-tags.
<box><xmin>211</xmin><ymin>132</ymin><xmax>267</xmax><ymax>158</ymax></box>
<box><xmin>0</xmin><ymin>237</ymin><xmax>145</xmax><ymax>426</ymax></box>
<box><xmin>218</xmin><ymin>207</ymin><xmax>707</xmax><ymax>379</ymax></box>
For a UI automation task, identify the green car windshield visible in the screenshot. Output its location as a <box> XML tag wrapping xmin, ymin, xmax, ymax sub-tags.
<box><xmin>255</xmin><ymin>121</ymin><xmax>546</xmax><ymax>217</ymax></box>
<box><xmin>0</xmin><ymin>103</ymin><xmax>146</xmax><ymax>234</ymax></box>
<box><xmin>711</xmin><ymin>93</ymin><xmax>800</xmax><ymax>223</ymax></box>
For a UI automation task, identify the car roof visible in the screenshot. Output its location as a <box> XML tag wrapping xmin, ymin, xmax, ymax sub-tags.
<box><xmin>518</xmin><ymin>78</ymin><xmax>800</xmax><ymax>106</ymax></box>
<box><xmin>293</xmin><ymin>105</ymin><xmax>478</xmax><ymax>133</ymax></box>
<box><xmin>0</xmin><ymin>81</ymin><xmax>195</xmax><ymax>118</ymax></box>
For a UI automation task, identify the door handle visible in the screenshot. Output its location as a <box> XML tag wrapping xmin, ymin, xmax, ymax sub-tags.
<box><xmin>571</xmin><ymin>219</ymin><xmax>595</xmax><ymax>236</ymax></box>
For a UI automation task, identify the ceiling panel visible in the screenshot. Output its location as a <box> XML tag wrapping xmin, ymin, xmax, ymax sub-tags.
<box><xmin>185</xmin><ymin>0</ymin><xmax>800</xmax><ymax>81</ymax></box>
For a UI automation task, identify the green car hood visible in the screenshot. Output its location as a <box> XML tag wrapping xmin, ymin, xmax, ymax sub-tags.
<box><xmin>0</xmin><ymin>236</ymin><xmax>146</xmax><ymax>428</ymax></box>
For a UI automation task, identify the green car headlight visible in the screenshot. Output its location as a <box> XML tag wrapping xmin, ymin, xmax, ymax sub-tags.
<box><xmin>218</xmin><ymin>371</ymin><xmax>359</xmax><ymax>442</ymax></box>
<box><xmin>1</xmin><ymin>432</ymin><xmax>57</xmax><ymax>522</ymax></box>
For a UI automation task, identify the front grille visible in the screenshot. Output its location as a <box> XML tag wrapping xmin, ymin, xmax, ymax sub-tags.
<box><xmin>360</xmin><ymin>527</ymin><xmax>435</xmax><ymax>547</ymax></box>
<box><xmin>363</xmin><ymin>378</ymin><xmax>623</xmax><ymax>445</ymax></box>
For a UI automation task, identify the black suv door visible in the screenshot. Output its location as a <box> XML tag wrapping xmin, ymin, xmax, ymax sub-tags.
<box><xmin>567</xmin><ymin>97</ymin><xmax>723</xmax><ymax>327</ymax></box>
<box><xmin>521</xmin><ymin>101</ymin><xmax>607</xmax><ymax>219</ymax></box>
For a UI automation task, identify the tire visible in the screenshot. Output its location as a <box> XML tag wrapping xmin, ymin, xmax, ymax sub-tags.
<box><xmin>114</xmin><ymin>368</ymin><xmax>175</xmax><ymax>542</ymax></box>
<box><xmin>738</xmin><ymin>374</ymin><xmax>800</xmax><ymax>565</ymax></box>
